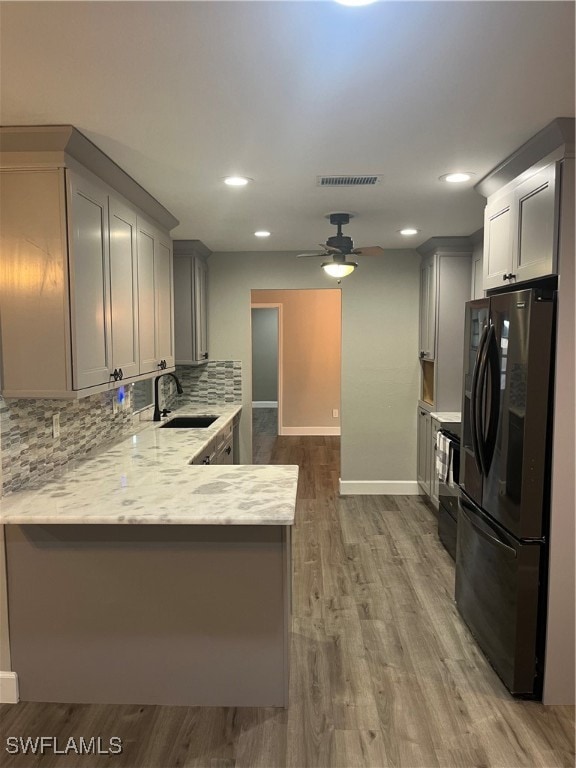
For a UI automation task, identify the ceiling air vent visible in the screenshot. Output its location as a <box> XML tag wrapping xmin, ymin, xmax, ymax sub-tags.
<box><xmin>317</xmin><ymin>174</ymin><xmax>383</xmax><ymax>187</ymax></box>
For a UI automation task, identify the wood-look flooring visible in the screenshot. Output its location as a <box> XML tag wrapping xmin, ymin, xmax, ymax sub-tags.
<box><xmin>252</xmin><ymin>407</ymin><xmax>278</xmax><ymax>464</ymax></box>
<box><xmin>1</xmin><ymin>435</ymin><xmax>574</xmax><ymax>767</ymax></box>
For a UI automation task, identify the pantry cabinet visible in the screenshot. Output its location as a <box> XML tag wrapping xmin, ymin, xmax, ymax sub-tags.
<box><xmin>173</xmin><ymin>241</ymin><xmax>210</xmax><ymax>365</ymax></box>
<box><xmin>417</xmin><ymin>238</ymin><xmax>472</xmax><ymax>411</ymax></box>
<box><xmin>0</xmin><ymin>126</ymin><xmax>178</xmax><ymax>398</ymax></box>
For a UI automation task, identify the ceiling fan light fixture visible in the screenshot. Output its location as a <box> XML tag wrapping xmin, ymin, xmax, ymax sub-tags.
<box><xmin>322</xmin><ymin>261</ymin><xmax>357</xmax><ymax>278</ymax></box>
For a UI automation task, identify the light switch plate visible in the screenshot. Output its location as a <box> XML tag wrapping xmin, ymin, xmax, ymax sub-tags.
<box><xmin>332</xmin><ymin>409</ymin><xmax>339</xmax><ymax>418</ymax></box>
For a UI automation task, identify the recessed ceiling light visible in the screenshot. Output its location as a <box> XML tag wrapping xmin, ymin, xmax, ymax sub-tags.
<box><xmin>335</xmin><ymin>0</ymin><xmax>378</xmax><ymax>6</ymax></box>
<box><xmin>223</xmin><ymin>176</ymin><xmax>251</xmax><ymax>187</ymax></box>
<box><xmin>254</xmin><ymin>231</ymin><xmax>271</xmax><ymax>238</ymax></box>
<box><xmin>399</xmin><ymin>228</ymin><xmax>419</xmax><ymax>236</ymax></box>
<box><xmin>439</xmin><ymin>172</ymin><xmax>475</xmax><ymax>183</ymax></box>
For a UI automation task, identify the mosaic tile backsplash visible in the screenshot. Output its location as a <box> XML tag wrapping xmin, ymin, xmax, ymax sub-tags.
<box><xmin>1</xmin><ymin>361</ymin><xmax>242</xmax><ymax>495</ymax></box>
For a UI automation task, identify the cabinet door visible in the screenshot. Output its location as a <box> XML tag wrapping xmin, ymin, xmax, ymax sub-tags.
<box><xmin>108</xmin><ymin>197</ymin><xmax>139</xmax><ymax>379</ymax></box>
<box><xmin>67</xmin><ymin>171</ymin><xmax>112</xmax><ymax>389</ymax></box>
<box><xmin>471</xmin><ymin>251</ymin><xmax>484</xmax><ymax>300</ymax></box>
<box><xmin>419</xmin><ymin>257</ymin><xmax>436</xmax><ymax>360</ymax></box>
<box><xmin>173</xmin><ymin>255</ymin><xmax>194</xmax><ymax>364</ymax></box>
<box><xmin>417</xmin><ymin>407</ymin><xmax>432</xmax><ymax>494</ymax></box>
<box><xmin>430</xmin><ymin>418</ymin><xmax>440</xmax><ymax>505</ymax></box>
<box><xmin>483</xmin><ymin>195</ymin><xmax>514</xmax><ymax>291</ymax></box>
<box><xmin>193</xmin><ymin>257</ymin><xmax>208</xmax><ymax>361</ymax></box>
<box><xmin>137</xmin><ymin>221</ymin><xmax>158</xmax><ymax>374</ymax></box>
<box><xmin>514</xmin><ymin>162</ymin><xmax>557</xmax><ymax>283</ymax></box>
<box><xmin>156</xmin><ymin>234</ymin><xmax>175</xmax><ymax>368</ymax></box>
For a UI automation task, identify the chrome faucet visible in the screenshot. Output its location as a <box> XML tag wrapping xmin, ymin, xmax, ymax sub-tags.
<box><xmin>153</xmin><ymin>372</ymin><xmax>184</xmax><ymax>421</ymax></box>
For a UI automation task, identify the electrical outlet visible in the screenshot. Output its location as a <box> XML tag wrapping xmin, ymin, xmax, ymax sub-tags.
<box><xmin>332</xmin><ymin>409</ymin><xmax>339</xmax><ymax>418</ymax></box>
<box><xmin>52</xmin><ymin>413</ymin><xmax>60</xmax><ymax>439</ymax></box>
<box><xmin>113</xmin><ymin>397</ymin><xmax>119</xmax><ymax>415</ymax></box>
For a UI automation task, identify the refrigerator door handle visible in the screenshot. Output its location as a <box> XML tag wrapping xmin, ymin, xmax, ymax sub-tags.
<box><xmin>483</xmin><ymin>326</ymin><xmax>501</xmax><ymax>472</ymax></box>
<box><xmin>459</xmin><ymin>498</ymin><xmax>517</xmax><ymax>558</ymax></box>
<box><xmin>474</xmin><ymin>324</ymin><xmax>491</xmax><ymax>475</ymax></box>
<box><xmin>470</xmin><ymin>324</ymin><xmax>489</xmax><ymax>475</ymax></box>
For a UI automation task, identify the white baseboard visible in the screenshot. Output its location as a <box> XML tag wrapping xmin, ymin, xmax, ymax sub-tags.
<box><xmin>280</xmin><ymin>426</ymin><xmax>341</xmax><ymax>436</ymax></box>
<box><xmin>0</xmin><ymin>672</ymin><xmax>19</xmax><ymax>704</ymax></box>
<box><xmin>339</xmin><ymin>480</ymin><xmax>420</xmax><ymax>496</ymax></box>
<box><xmin>252</xmin><ymin>401</ymin><xmax>278</xmax><ymax>408</ymax></box>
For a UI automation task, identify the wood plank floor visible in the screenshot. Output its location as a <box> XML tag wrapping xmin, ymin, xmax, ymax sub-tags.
<box><xmin>1</xmin><ymin>435</ymin><xmax>574</xmax><ymax>767</ymax></box>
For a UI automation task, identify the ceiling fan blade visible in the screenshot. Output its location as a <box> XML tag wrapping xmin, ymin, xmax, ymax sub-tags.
<box><xmin>352</xmin><ymin>246</ymin><xmax>385</xmax><ymax>257</ymax></box>
<box><xmin>320</xmin><ymin>244</ymin><xmax>343</xmax><ymax>254</ymax></box>
<box><xmin>296</xmin><ymin>252</ymin><xmax>325</xmax><ymax>258</ymax></box>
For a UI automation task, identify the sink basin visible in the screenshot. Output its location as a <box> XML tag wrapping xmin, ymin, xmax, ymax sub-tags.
<box><xmin>160</xmin><ymin>416</ymin><xmax>218</xmax><ymax>429</ymax></box>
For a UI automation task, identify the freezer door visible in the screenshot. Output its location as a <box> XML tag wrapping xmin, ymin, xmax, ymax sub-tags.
<box><xmin>460</xmin><ymin>299</ymin><xmax>489</xmax><ymax>506</ymax></box>
<box><xmin>482</xmin><ymin>291</ymin><xmax>554</xmax><ymax>539</ymax></box>
<box><xmin>455</xmin><ymin>494</ymin><xmax>543</xmax><ymax>696</ymax></box>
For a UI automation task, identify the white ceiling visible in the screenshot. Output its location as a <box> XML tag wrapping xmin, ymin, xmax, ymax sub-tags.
<box><xmin>1</xmin><ymin>1</ymin><xmax>574</xmax><ymax>253</ymax></box>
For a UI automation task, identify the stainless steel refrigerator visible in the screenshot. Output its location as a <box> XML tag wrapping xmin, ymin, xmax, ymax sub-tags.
<box><xmin>456</xmin><ymin>285</ymin><xmax>556</xmax><ymax>698</ymax></box>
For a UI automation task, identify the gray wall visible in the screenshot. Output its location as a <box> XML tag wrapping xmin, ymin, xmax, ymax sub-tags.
<box><xmin>251</xmin><ymin>309</ymin><xmax>278</xmax><ymax>403</ymax></box>
<box><xmin>208</xmin><ymin>249</ymin><xmax>420</xmax><ymax>483</ymax></box>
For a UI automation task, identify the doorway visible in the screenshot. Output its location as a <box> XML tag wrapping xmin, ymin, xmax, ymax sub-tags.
<box><xmin>251</xmin><ymin>289</ymin><xmax>342</xmax><ymax>462</ymax></box>
<box><xmin>251</xmin><ymin>304</ymin><xmax>282</xmax><ymax>463</ymax></box>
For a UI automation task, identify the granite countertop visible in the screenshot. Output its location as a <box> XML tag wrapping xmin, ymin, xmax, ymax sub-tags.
<box><xmin>0</xmin><ymin>404</ymin><xmax>299</xmax><ymax>526</ymax></box>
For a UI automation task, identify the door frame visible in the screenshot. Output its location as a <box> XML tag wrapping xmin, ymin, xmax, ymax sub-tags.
<box><xmin>251</xmin><ymin>303</ymin><xmax>284</xmax><ymax>436</ymax></box>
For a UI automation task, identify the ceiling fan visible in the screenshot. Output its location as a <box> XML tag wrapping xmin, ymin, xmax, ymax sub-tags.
<box><xmin>297</xmin><ymin>212</ymin><xmax>385</xmax><ymax>277</ymax></box>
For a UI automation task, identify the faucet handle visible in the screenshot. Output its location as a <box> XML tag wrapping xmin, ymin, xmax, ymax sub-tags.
<box><xmin>161</xmin><ymin>408</ymin><xmax>171</xmax><ymax>418</ymax></box>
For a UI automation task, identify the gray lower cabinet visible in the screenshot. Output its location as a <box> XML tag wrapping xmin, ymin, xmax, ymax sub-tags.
<box><xmin>192</xmin><ymin>423</ymin><xmax>235</xmax><ymax>465</ymax></box>
<box><xmin>417</xmin><ymin>406</ymin><xmax>432</xmax><ymax>496</ymax></box>
<box><xmin>6</xmin><ymin>522</ymin><xmax>291</xmax><ymax>707</ymax></box>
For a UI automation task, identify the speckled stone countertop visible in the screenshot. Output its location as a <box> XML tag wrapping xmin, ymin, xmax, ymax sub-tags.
<box><xmin>0</xmin><ymin>405</ymin><xmax>299</xmax><ymax>526</ymax></box>
<box><xmin>429</xmin><ymin>411</ymin><xmax>462</xmax><ymax>423</ymax></box>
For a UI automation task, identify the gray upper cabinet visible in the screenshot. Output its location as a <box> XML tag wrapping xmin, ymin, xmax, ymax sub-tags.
<box><xmin>137</xmin><ymin>220</ymin><xmax>175</xmax><ymax>374</ymax></box>
<box><xmin>173</xmin><ymin>241</ymin><xmax>210</xmax><ymax>365</ymax></box>
<box><xmin>67</xmin><ymin>171</ymin><xmax>112</xmax><ymax>390</ymax></box>
<box><xmin>483</xmin><ymin>161</ymin><xmax>558</xmax><ymax>291</ymax></box>
<box><xmin>108</xmin><ymin>196</ymin><xmax>139</xmax><ymax>380</ymax></box>
<box><xmin>156</xmin><ymin>234</ymin><xmax>175</xmax><ymax>369</ymax></box>
<box><xmin>514</xmin><ymin>162</ymin><xmax>557</xmax><ymax>283</ymax></box>
<box><xmin>483</xmin><ymin>194</ymin><xmax>514</xmax><ymax>289</ymax></box>
<box><xmin>136</xmin><ymin>220</ymin><xmax>158</xmax><ymax>375</ymax></box>
<box><xmin>478</xmin><ymin>120</ymin><xmax>575</xmax><ymax>293</ymax></box>
<box><xmin>0</xmin><ymin>126</ymin><xmax>178</xmax><ymax>398</ymax></box>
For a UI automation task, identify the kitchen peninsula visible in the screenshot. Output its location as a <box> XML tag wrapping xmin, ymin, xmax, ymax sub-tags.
<box><xmin>0</xmin><ymin>406</ymin><xmax>298</xmax><ymax>707</ymax></box>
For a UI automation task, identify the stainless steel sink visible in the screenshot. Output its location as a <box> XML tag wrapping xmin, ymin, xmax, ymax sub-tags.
<box><xmin>160</xmin><ymin>416</ymin><xmax>218</xmax><ymax>429</ymax></box>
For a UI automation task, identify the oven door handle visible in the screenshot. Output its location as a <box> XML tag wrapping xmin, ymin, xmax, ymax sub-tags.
<box><xmin>459</xmin><ymin>499</ymin><xmax>517</xmax><ymax>558</ymax></box>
